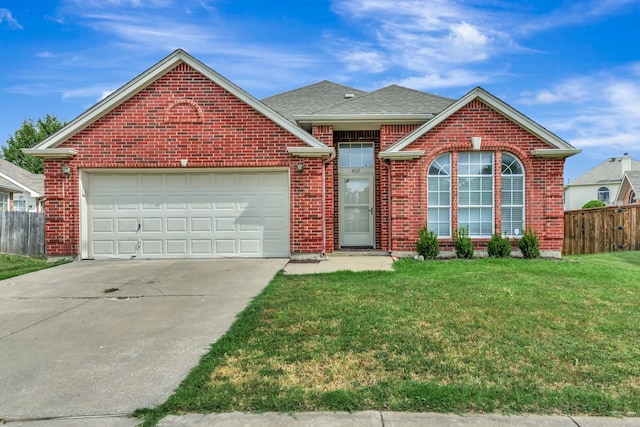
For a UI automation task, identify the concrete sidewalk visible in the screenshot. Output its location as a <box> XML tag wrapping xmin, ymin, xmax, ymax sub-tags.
<box><xmin>157</xmin><ymin>411</ymin><xmax>640</xmax><ymax>426</ymax></box>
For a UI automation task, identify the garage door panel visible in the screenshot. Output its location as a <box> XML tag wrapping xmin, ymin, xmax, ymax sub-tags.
<box><xmin>91</xmin><ymin>196</ymin><xmax>115</xmax><ymax>211</ymax></box>
<box><xmin>190</xmin><ymin>195</ymin><xmax>211</xmax><ymax>210</ymax></box>
<box><xmin>141</xmin><ymin>240</ymin><xmax>163</xmax><ymax>255</ymax></box>
<box><xmin>191</xmin><ymin>240</ymin><xmax>212</xmax><ymax>254</ymax></box>
<box><xmin>142</xmin><ymin>217</ymin><xmax>163</xmax><ymax>232</ymax></box>
<box><xmin>215</xmin><ymin>217</ymin><xmax>236</xmax><ymax>232</ymax></box>
<box><xmin>92</xmin><ymin>218</ymin><xmax>114</xmax><ymax>233</ymax></box>
<box><xmin>117</xmin><ymin>218</ymin><xmax>139</xmax><ymax>232</ymax></box>
<box><xmin>142</xmin><ymin>195</ymin><xmax>163</xmax><ymax>210</ymax></box>
<box><xmin>191</xmin><ymin>217</ymin><xmax>212</xmax><ymax>232</ymax></box>
<box><xmin>117</xmin><ymin>241</ymin><xmax>138</xmax><ymax>254</ymax></box>
<box><xmin>93</xmin><ymin>241</ymin><xmax>114</xmax><ymax>255</ymax></box>
<box><xmin>166</xmin><ymin>217</ymin><xmax>187</xmax><ymax>232</ymax></box>
<box><xmin>166</xmin><ymin>240</ymin><xmax>188</xmax><ymax>255</ymax></box>
<box><xmin>87</xmin><ymin>171</ymin><xmax>289</xmax><ymax>258</ymax></box>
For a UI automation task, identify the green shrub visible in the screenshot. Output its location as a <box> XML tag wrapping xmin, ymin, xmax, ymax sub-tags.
<box><xmin>416</xmin><ymin>225</ymin><xmax>440</xmax><ymax>260</ymax></box>
<box><xmin>582</xmin><ymin>200</ymin><xmax>606</xmax><ymax>209</ymax></box>
<box><xmin>519</xmin><ymin>227</ymin><xmax>541</xmax><ymax>259</ymax></box>
<box><xmin>454</xmin><ymin>227</ymin><xmax>474</xmax><ymax>259</ymax></box>
<box><xmin>487</xmin><ymin>231</ymin><xmax>511</xmax><ymax>258</ymax></box>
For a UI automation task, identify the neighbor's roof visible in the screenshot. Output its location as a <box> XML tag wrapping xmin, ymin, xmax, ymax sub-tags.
<box><xmin>568</xmin><ymin>156</ymin><xmax>640</xmax><ymax>186</ymax></box>
<box><xmin>262</xmin><ymin>80</ymin><xmax>367</xmax><ymax>123</ymax></box>
<box><xmin>614</xmin><ymin>171</ymin><xmax>640</xmax><ymax>203</ymax></box>
<box><xmin>0</xmin><ymin>158</ymin><xmax>44</xmax><ymax>196</ymax></box>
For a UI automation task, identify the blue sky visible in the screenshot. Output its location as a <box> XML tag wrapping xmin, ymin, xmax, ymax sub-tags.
<box><xmin>1</xmin><ymin>0</ymin><xmax>640</xmax><ymax>182</ymax></box>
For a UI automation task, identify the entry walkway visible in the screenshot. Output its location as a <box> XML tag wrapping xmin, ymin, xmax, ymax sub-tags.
<box><xmin>284</xmin><ymin>254</ymin><xmax>395</xmax><ymax>274</ymax></box>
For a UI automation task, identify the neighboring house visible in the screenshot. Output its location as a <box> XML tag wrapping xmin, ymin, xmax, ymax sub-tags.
<box><xmin>25</xmin><ymin>49</ymin><xmax>579</xmax><ymax>260</ymax></box>
<box><xmin>614</xmin><ymin>171</ymin><xmax>640</xmax><ymax>205</ymax></box>
<box><xmin>0</xmin><ymin>158</ymin><xmax>45</xmax><ymax>212</ymax></box>
<box><xmin>564</xmin><ymin>154</ymin><xmax>640</xmax><ymax>210</ymax></box>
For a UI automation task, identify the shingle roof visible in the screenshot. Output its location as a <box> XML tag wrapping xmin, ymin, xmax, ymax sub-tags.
<box><xmin>568</xmin><ymin>156</ymin><xmax>640</xmax><ymax>186</ymax></box>
<box><xmin>0</xmin><ymin>158</ymin><xmax>44</xmax><ymax>195</ymax></box>
<box><xmin>313</xmin><ymin>85</ymin><xmax>454</xmax><ymax>116</ymax></box>
<box><xmin>261</xmin><ymin>80</ymin><xmax>367</xmax><ymax>122</ymax></box>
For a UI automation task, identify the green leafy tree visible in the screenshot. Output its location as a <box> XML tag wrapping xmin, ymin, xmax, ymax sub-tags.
<box><xmin>2</xmin><ymin>115</ymin><xmax>65</xmax><ymax>174</ymax></box>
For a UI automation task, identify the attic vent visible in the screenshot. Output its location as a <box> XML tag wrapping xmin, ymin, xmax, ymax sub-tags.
<box><xmin>344</xmin><ymin>93</ymin><xmax>355</xmax><ymax>99</ymax></box>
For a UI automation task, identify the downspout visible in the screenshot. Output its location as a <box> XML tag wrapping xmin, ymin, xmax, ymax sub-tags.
<box><xmin>322</xmin><ymin>154</ymin><xmax>335</xmax><ymax>256</ymax></box>
<box><xmin>381</xmin><ymin>158</ymin><xmax>392</xmax><ymax>254</ymax></box>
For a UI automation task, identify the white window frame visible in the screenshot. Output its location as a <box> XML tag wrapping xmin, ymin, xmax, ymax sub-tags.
<box><xmin>501</xmin><ymin>153</ymin><xmax>525</xmax><ymax>237</ymax></box>
<box><xmin>458</xmin><ymin>152</ymin><xmax>494</xmax><ymax>238</ymax></box>
<box><xmin>427</xmin><ymin>153</ymin><xmax>451</xmax><ymax>238</ymax></box>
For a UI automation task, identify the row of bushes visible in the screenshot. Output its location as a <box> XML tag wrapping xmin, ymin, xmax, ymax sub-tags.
<box><xmin>416</xmin><ymin>226</ymin><xmax>541</xmax><ymax>260</ymax></box>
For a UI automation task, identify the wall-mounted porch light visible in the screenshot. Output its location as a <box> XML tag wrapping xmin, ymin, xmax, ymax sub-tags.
<box><xmin>471</xmin><ymin>136</ymin><xmax>482</xmax><ymax>151</ymax></box>
<box><xmin>297</xmin><ymin>162</ymin><xmax>304</xmax><ymax>173</ymax></box>
<box><xmin>62</xmin><ymin>164</ymin><xmax>71</xmax><ymax>178</ymax></box>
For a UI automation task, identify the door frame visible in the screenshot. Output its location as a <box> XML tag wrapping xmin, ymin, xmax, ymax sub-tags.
<box><xmin>337</xmin><ymin>142</ymin><xmax>375</xmax><ymax>248</ymax></box>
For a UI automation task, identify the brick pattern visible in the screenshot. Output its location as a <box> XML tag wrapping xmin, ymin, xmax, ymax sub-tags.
<box><xmin>381</xmin><ymin>99</ymin><xmax>566</xmax><ymax>254</ymax></box>
<box><xmin>43</xmin><ymin>65</ymin><xmax>567</xmax><ymax>258</ymax></box>
<box><xmin>44</xmin><ymin>63</ymin><xmax>320</xmax><ymax>256</ymax></box>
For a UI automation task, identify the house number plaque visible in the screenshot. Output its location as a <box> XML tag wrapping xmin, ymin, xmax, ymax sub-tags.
<box><xmin>351</xmin><ymin>168</ymin><xmax>361</xmax><ymax>174</ymax></box>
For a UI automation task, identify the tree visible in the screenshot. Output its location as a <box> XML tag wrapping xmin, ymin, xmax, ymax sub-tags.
<box><xmin>2</xmin><ymin>114</ymin><xmax>65</xmax><ymax>174</ymax></box>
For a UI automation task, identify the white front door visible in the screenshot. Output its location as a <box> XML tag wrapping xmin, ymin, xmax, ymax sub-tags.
<box><xmin>339</xmin><ymin>143</ymin><xmax>374</xmax><ymax>247</ymax></box>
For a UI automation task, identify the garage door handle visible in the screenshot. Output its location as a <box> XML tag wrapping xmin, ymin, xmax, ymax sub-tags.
<box><xmin>137</xmin><ymin>224</ymin><xmax>141</xmax><ymax>232</ymax></box>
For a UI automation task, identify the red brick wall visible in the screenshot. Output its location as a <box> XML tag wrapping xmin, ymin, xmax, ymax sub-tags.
<box><xmin>381</xmin><ymin>99</ymin><xmax>566</xmax><ymax>255</ymax></box>
<box><xmin>44</xmin><ymin>63</ymin><xmax>322</xmax><ymax>257</ymax></box>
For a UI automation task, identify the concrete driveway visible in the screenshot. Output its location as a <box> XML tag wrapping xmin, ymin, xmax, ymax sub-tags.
<box><xmin>0</xmin><ymin>258</ymin><xmax>287</xmax><ymax>425</ymax></box>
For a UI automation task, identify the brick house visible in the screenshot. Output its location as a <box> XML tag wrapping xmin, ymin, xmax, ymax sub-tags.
<box><xmin>26</xmin><ymin>49</ymin><xmax>579</xmax><ymax>260</ymax></box>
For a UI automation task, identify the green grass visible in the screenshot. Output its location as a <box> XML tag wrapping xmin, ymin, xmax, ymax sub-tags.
<box><xmin>136</xmin><ymin>252</ymin><xmax>640</xmax><ymax>425</ymax></box>
<box><xmin>0</xmin><ymin>253</ymin><xmax>69</xmax><ymax>279</ymax></box>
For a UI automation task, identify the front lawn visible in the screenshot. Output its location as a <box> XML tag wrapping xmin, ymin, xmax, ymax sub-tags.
<box><xmin>137</xmin><ymin>252</ymin><xmax>640</xmax><ymax>425</ymax></box>
<box><xmin>0</xmin><ymin>253</ymin><xmax>68</xmax><ymax>280</ymax></box>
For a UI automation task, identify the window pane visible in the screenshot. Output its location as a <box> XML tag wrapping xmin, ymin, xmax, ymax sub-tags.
<box><xmin>501</xmin><ymin>153</ymin><xmax>524</xmax><ymax>236</ymax></box>
<box><xmin>428</xmin><ymin>154</ymin><xmax>451</xmax><ymax>237</ymax></box>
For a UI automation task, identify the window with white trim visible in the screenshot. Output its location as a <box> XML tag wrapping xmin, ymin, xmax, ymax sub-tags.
<box><xmin>0</xmin><ymin>193</ymin><xmax>8</xmax><ymax>212</ymax></box>
<box><xmin>501</xmin><ymin>153</ymin><xmax>524</xmax><ymax>237</ymax></box>
<box><xmin>458</xmin><ymin>152</ymin><xmax>494</xmax><ymax>237</ymax></box>
<box><xmin>427</xmin><ymin>153</ymin><xmax>451</xmax><ymax>237</ymax></box>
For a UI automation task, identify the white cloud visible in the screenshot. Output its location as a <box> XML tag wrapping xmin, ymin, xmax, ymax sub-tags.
<box><xmin>524</xmin><ymin>67</ymin><xmax>640</xmax><ymax>154</ymax></box>
<box><xmin>0</xmin><ymin>8</ymin><xmax>23</xmax><ymax>30</ymax></box>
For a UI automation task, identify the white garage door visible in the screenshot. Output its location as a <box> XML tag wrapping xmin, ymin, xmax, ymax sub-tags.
<box><xmin>85</xmin><ymin>171</ymin><xmax>289</xmax><ymax>259</ymax></box>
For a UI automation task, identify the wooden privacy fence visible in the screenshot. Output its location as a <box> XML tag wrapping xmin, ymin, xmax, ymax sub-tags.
<box><xmin>0</xmin><ymin>211</ymin><xmax>46</xmax><ymax>257</ymax></box>
<box><xmin>563</xmin><ymin>205</ymin><xmax>640</xmax><ymax>255</ymax></box>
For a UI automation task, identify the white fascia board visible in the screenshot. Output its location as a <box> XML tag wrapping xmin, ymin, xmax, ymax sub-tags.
<box><xmin>32</xmin><ymin>49</ymin><xmax>326</xmax><ymax>151</ymax></box>
<box><xmin>531</xmin><ymin>148</ymin><xmax>582</xmax><ymax>159</ymax></box>
<box><xmin>386</xmin><ymin>87</ymin><xmax>579</xmax><ymax>154</ymax></box>
<box><xmin>23</xmin><ymin>148</ymin><xmax>78</xmax><ymax>159</ymax></box>
<box><xmin>378</xmin><ymin>151</ymin><xmax>424</xmax><ymax>160</ymax></box>
<box><xmin>287</xmin><ymin>147</ymin><xmax>335</xmax><ymax>158</ymax></box>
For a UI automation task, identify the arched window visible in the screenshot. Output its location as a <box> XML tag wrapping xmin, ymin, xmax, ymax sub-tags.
<box><xmin>501</xmin><ymin>153</ymin><xmax>524</xmax><ymax>237</ymax></box>
<box><xmin>427</xmin><ymin>153</ymin><xmax>451</xmax><ymax>237</ymax></box>
<box><xmin>597</xmin><ymin>187</ymin><xmax>610</xmax><ymax>203</ymax></box>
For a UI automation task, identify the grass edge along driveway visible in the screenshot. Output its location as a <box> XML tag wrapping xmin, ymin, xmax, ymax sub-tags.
<box><xmin>136</xmin><ymin>252</ymin><xmax>640</xmax><ymax>426</ymax></box>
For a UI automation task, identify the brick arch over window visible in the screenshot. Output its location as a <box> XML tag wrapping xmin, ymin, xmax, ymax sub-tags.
<box><xmin>165</xmin><ymin>98</ymin><xmax>205</xmax><ymax>123</ymax></box>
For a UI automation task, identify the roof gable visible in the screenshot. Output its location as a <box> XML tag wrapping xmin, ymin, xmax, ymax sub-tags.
<box><xmin>0</xmin><ymin>158</ymin><xmax>44</xmax><ymax>196</ymax></box>
<box><xmin>28</xmin><ymin>49</ymin><xmax>327</xmax><ymax>156</ymax></box>
<box><xmin>614</xmin><ymin>171</ymin><xmax>640</xmax><ymax>202</ymax></box>
<box><xmin>381</xmin><ymin>87</ymin><xmax>580</xmax><ymax>159</ymax></box>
